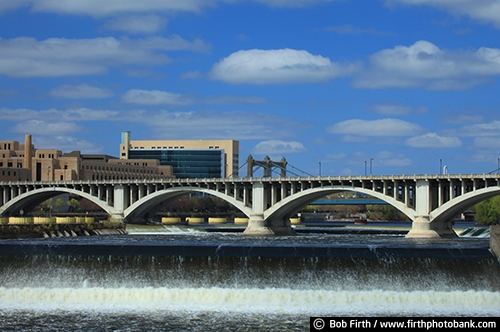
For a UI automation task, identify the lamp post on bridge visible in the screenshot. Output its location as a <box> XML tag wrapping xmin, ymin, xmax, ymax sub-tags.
<box><xmin>370</xmin><ymin>158</ymin><xmax>374</xmax><ymax>175</ymax></box>
<box><xmin>318</xmin><ymin>162</ymin><xmax>321</xmax><ymax>176</ymax></box>
<box><xmin>364</xmin><ymin>161</ymin><xmax>367</xmax><ymax>176</ymax></box>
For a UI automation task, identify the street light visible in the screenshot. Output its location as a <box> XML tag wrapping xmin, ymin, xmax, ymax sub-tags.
<box><xmin>364</xmin><ymin>161</ymin><xmax>367</xmax><ymax>176</ymax></box>
<box><xmin>370</xmin><ymin>158</ymin><xmax>374</xmax><ymax>176</ymax></box>
<box><xmin>319</xmin><ymin>162</ymin><xmax>321</xmax><ymax>176</ymax></box>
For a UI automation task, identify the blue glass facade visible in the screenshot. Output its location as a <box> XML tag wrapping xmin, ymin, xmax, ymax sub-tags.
<box><xmin>128</xmin><ymin>149</ymin><xmax>224</xmax><ymax>179</ymax></box>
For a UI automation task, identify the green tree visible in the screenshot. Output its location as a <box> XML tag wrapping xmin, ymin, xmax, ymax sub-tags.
<box><xmin>55</xmin><ymin>198</ymin><xmax>64</xmax><ymax>212</ymax></box>
<box><xmin>68</xmin><ymin>198</ymin><xmax>80</xmax><ymax>212</ymax></box>
<box><xmin>472</xmin><ymin>196</ymin><xmax>500</xmax><ymax>225</ymax></box>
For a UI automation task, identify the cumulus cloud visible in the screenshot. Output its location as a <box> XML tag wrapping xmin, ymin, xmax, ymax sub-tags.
<box><xmin>323</xmin><ymin>24</ymin><xmax>393</xmax><ymax>36</ymax></box>
<box><xmin>11</xmin><ymin>120</ymin><xmax>81</xmax><ymax>135</ymax></box>
<box><xmin>103</xmin><ymin>15</ymin><xmax>168</xmax><ymax>34</ymax></box>
<box><xmin>405</xmin><ymin>133</ymin><xmax>462</xmax><ymax>148</ymax></box>
<box><xmin>252</xmin><ymin>140</ymin><xmax>306</xmax><ymax>155</ymax></box>
<box><xmin>369</xmin><ymin>102</ymin><xmax>428</xmax><ymax>116</ymax></box>
<box><xmin>474</xmin><ymin>137</ymin><xmax>500</xmax><ymax>148</ymax></box>
<box><xmin>0</xmin><ymin>0</ymin><xmax>31</xmax><ymax>13</ymax></box>
<box><xmin>28</xmin><ymin>0</ymin><xmax>213</xmax><ymax>17</ymax></box>
<box><xmin>253</xmin><ymin>0</ymin><xmax>335</xmax><ymax>7</ymax></box>
<box><xmin>375</xmin><ymin>151</ymin><xmax>412</xmax><ymax>167</ymax></box>
<box><xmin>122</xmin><ymin>89</ymin><xmax>193</xmax><ymax>106</ymax></box>
<box><xmin>1</xmin><ymin>0</ymin><xmax>335</xmax><ymax>17</ymax></box>
<box><xmin>325</xmin><ymin>150</ymin><xmax>412</xmax><ymax>168</ymax></box>
<box><xmin>49</xmin><ymin>84</ymin><xmax>114</xmax><ymax>99</ymax></box>
<box><xmin>124</xmin><ymin>109</ymin><xmax>309</xmax><ymax>140</ymax></box>
<box><xmin>327</xmin><ymin>118</ymin><xmax>423</xmax><ymax>137</ymax></box>
<box><xmin>387</xmin><ymin>0</ymin><xmax>500</xmax><ymax>28</ymax></box>
<box><xmin>209</xmin><ymin>48</ymin><xmax>354</xmax><ymax>85</ymax></box>
<box><xmin>354</xmin><ymin>40</ymin><xmax>500</xmax><ymax>90</ymax></box>
<box><xmin>445</xmin><ymin>120</ymin><xmax>500</xmax><ymax>137</ymax></box>
<box><xmin>33</xmin><ymin>135</ymin><xmax>103</xmax><ymax>153</ymax></box>
<box><xmin>0</xmin><ymin>107</ymin><xmax>119</xmax><ymax>122</ymax></box>
<box><xmin>0</xmin><ymin>36</ymin><xmax>210</xmax><ymax>77</ymax></box>
<box><xmin>203</xmin><ymin>95</ymin><xmax>268</xmax><ymax>105</ymax></box>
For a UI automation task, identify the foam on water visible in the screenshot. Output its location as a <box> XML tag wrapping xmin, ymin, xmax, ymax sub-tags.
<box><xmin>1</xmin><ymin>286</ymin><xmax>499</xmax><ymax>316</ymax></box>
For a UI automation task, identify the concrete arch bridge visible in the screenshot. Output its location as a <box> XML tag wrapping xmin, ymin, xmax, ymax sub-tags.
<box><xmin>1</xmin><ymin>174</ymin><xmax>499</xmax><ymax>238</ymax></box>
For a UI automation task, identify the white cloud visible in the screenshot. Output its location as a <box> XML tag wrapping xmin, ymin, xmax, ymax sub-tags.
<box><xmin>103</xmin><ymin>15</ymin><xmax>168</xmax><ymax>34</ymax></box>
<box><xmin>29</xmin><ymin>0</ymin><xmax>214</xmax><ymax>17</ymax></box>
<box><xmin>323</xmin><ymin>24</ymin><xmax>393</xmax><ymax>36</ymax></box>
<box><xmin>1</xmin><ymin>0</ymin><xmax>334</xmax><ymax>17</ymax></box>
<box><xmin>33</xmin><ymin>136</ymin><xmax>103</xmax><ymax>154</ymax></box>
<box><xmin>387</xmin><ymin>0</ymin><xmax>500</xmax><ymax>28</ymax></box>
<box><xmin>252</xmin><ymin>140</ymin><xmax>306</xmax><ymax>155</ymax></box>
<box><xmin>11</xmin><ymin>120</ymin><xmax>81</xmax><ymax>135</ymax></box>
<box><xmin>180</xmin><ymin>71</ymin><xmax>204</xmax><ymax>80</ymax></box>
<box><xmin>375</xmin><ymin>151</ymin><xmax>413</xmax><ymax>167</ymax></box>
<box><xmin>369</xmin><ymin>102</ymin><xmax>428</xmax><ymax>116</ymax></box>
<box><xmin>325</xmin><ymin>150</ymin><xmax>412</xmax><ymax>168</ymax></box>
<box><xmin>327</xmin><ymin>118</ymin><xmax>423</xmax><ymax>136</ymax></box>
<box><xmin>253</xmin><ymin>0</ymin><xmax>335</xmax><ymax>7</ymax></box>
<box><xmin>445</xmin><ymin>120</ymin><xmax>500</xmax><ymax>137</ymax></box>
<box><xmin>0</xmin><ymin>36</ymin><xmax>210</xmax><ymax>78</ymax></box>
<box><xmin>122</xmin><ymin>89</ymin><xmax>193</xmax><ymax>106</ymax></box>
<box><xmin>209</xmin><ymin>48</ymin><xmax>354</xmax><ymax>85</ymax></box>
<box><xmin>49</xmin><ymin>84</ymin><xmax>114</xmax><ymax>99</ymax></box>
<box><xmin>405</xmin><ymin>133</ymin><xmax>462</xmax><ymax>148</ymax></box>
<box><xmin>125</xmin><ymin>109</ymin><xmax>308</xmax><ymax>140</ymax></box>
<box><xmin>203</xmin><ymin>95</ymin><xmax>268</xmax><ymax>105</ymax></box>
<box><xmin>354</xmin><ymin>40</ymin><xmax>500</xmax><ymax>90</ymax></box>
<box><xmin>0</xmin><ymin>107</ymin><xmax>307</xmax><ymax>141</ymax></box>
<box><xmin>0</xmin><ymin>0</ymin><xmax>31</xmax><ymax>13</ymax></box>
<box><xmin>474</xmin><ymin>137</ymin><xmax>500</xmax><ymax>148</ymax></box>
<box><xmin>0</xmin><ymin>107</ymin><xmax>120</xmax><ymax>122</ymax></box>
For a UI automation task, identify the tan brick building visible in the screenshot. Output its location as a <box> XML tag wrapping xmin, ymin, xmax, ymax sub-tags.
<box><xmin>0</xmin><ymin>135</ymin><xmax>173</xmax><ymax>182</ymax></box>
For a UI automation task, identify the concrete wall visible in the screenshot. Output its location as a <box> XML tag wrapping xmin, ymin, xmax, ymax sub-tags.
<box><xmin>490</xmin><ymin>225</ymin><xmax>500</xmax><ymax>261</ymax></box>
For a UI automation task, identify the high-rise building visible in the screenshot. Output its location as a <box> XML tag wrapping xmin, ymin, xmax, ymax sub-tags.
<box><xmin>119</xmin><ymin>131</ymin><xmax>239</xmax><ymax>178</ymax></box>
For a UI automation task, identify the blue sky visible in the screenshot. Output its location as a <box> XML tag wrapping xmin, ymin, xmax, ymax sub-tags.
<box><xmin>1</xmin><ymin>0</ymin><xmax>500</xmax><ymax>177</ymax></box>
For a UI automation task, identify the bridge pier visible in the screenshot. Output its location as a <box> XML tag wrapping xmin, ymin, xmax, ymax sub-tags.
<box><xmin>109</xmin><ymin>213</ymin><xmax>125</xmax><ymax>224</ymax></box>
<box><xmin>406</xmin><ymin>215</ymin><xmax>457</xmax><ymax>238</ymax></box>
<box><xmin>243</xmin><ymin>213</ymin><xmax>295</xmax><ymax>236</ymax></box>
<box><xmin>243</xmin><ymin>213</ymin><xmax>274</xmax><ymax>235</ymax></box>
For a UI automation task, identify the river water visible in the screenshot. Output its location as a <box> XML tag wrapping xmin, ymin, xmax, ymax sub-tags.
<box><xmin>0</xmin><ymin>223</ymin><xmax>499</xmax><ymax>331</ymax></box>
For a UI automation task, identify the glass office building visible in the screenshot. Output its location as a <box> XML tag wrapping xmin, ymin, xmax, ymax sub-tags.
<box><xmin>128</xmin><ymin>149</ymin><xmax>225</xmax><ymax>179</ymax></box>
<box><xmin>120</xmin><ymin>131</ymin><xmax>239</xmax><ymax>179</ymax></box>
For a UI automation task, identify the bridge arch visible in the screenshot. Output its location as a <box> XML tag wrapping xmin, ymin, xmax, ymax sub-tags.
<box><xmin>430</xmin><ymin>187</ymin><xmax>500</xmax><ymax>224</ymax></box>
<box><xmin>0</xmin><ymin>187</ymin><xmax>118</xmax><ymax>217</ymax></box>
<box><xmin>124</xmin><ymin>187</ymin><xmax>253</xmax><ymax>222</ymax></box>
<box><xmin>264</xmin><ymin>186</ymin><xmax>415</xmax><ymax>222</ymax></box>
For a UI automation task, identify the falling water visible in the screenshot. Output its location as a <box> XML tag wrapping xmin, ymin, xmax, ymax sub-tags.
<box><xmin>0</xmin><ymin>232</ymin><xmax>499</xmax><ymax>330</ymax></box>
